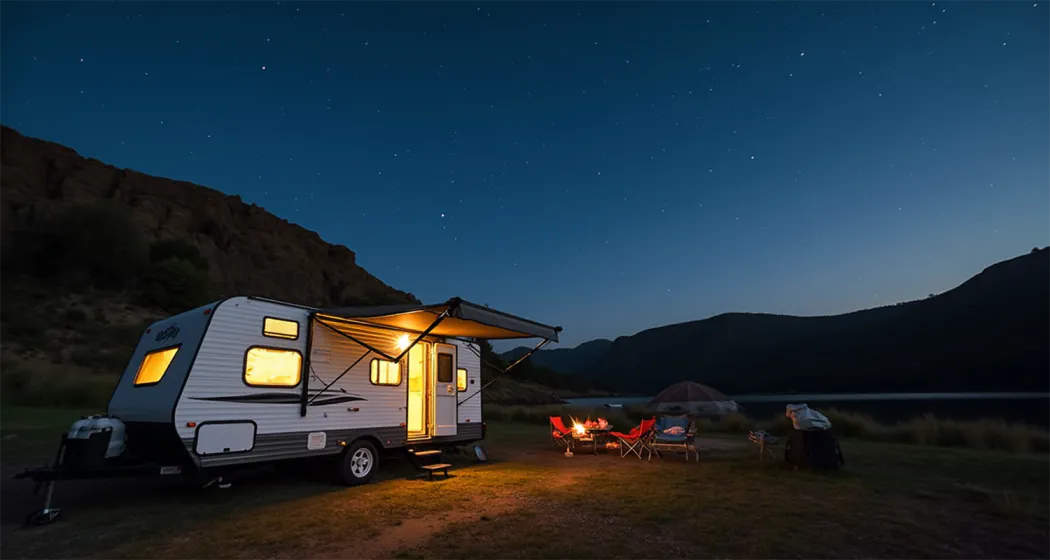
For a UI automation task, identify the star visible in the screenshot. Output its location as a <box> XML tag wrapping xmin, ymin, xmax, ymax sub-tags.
<box><xmin>261</xmin><ymin>65</ymin><xmax>266</xmax><ymax>70</ymax></box>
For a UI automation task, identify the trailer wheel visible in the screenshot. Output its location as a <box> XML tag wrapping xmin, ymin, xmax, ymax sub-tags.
<box><xmin>337</xmin><ymin>440</ymin><xmax>378</xmax><ymax>486</ymax></box>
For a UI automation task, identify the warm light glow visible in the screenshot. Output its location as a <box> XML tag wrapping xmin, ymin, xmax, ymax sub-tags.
<box><xmin>457</xmin><ymin>367</ymin><xmax>468</xmax><ymax>392</ymax></box>
<box><xmin>245</xmin><ymin>347</ymin><xmax>302</xmax><ymax>387</ymax></box>
<box><xmin>370</xmin><ymin>359</ymin><xmax>402</xmax><ymax>386</ymax></box>
<box><xmin>407</xmin><ymin>345</ymin><xmax>425</xmax><ymax>435</ymax></box>
<box><xmin>573</xmin><ymin>422</ymin><xmax>586</xmax><ymax>435</ymax></box>
<box><xmin>134</xmin><ymin>346</ymin><xmax>179</xmax><ymax>386</ymax></box>
<box><xmin>396</xmin><ymin>334</ymin><xmax>411</xmax><ymax>352</ymax></box>
<box><xmin>263</xmin><ymin>317</ymin><xmax>299</xmax><ymax>339</ymax></box>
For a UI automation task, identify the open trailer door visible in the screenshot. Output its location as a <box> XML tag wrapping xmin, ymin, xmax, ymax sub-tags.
<box><xmin>433</xmin><ymin>342</ymin><xmax>458</xmax><ymax>437</ymax></box>
<box><xmin>308</xmin><ymin>298</ymin><xmax>562</xmax><ymax>416</ymax></box>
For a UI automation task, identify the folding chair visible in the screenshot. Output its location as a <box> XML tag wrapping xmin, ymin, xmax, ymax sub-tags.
<box><xmin>549</xmin><ymin>416</ymin><xmax>575</xmax><ymax>451</ymax></box>
<box><xmin>610</xmin><ymin>417</ymin><xmax>655</xmax><ymax>459</ymax></box>
<box><xmin>650</xmin><ymin>415</ymin><xmax>698</xmax><ymax>462</ymax></box>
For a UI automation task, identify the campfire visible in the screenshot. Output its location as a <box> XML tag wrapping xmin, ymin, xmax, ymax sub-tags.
<box><xmin>571</xmin><ymin>417</ymin><xmax>609</xmax><ymax>437</ymax></box>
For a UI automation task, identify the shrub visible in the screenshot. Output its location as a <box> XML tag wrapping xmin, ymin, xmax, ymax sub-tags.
<box><xmin>482</xmin><ymin>404</ymin><xmax>635</xmax><ymax>430</ymax></box>
<box><xmin>142</xmin><ymin>257</ymin><xmax>212</xmax><ymax>311</ymax></box>
<box><xmin>68</xmin><ymin>346</ymin><xmax>133</xmax><ymax>373</ymax></box>
<box><xmin>481</xmin><ymin>405</ymin><xmax>1049</xmax><ymax>454</ymax></box>
<box><xmin>0</xmin><ymin>362</ymin><xmax>115</xmax><ymax>408</ymax></box>
<box><xmin>64</xmin><ymin>307</ymin><xmax>88</xmax><ymax>323</ymax></box>
<box><xmin>0</xmin><ymin>301</ymin><xmax>49</xmax><ymax>346</ymax></box>
<box><xmin>38</xmin><ymin>203</ymin><xmax>149</xmax><ymax>289</ymax></box>
<box><xmin>824</xmin><ymin>408</ymin><xmax>885</xmax><ymax>439</ymax></box>
<box><xmin>149</xmin><ymin>238</ymin><xmax>208</xmax><ymax>271</ymax></box>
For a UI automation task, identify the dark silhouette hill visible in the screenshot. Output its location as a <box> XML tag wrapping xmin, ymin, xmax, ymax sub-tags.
<box><xmin>503</xmin><ymin>338</ymin><xmax>612</xmax><ymax>374</ymax></box>
<box><xmin>506</xmin><ymin>248</ymin><xmax>1050</xmax><ymax>395</ymax></box>
<box><xmin>0</xmin><ymin>126</ymin><xmax>605</xmax><ymax>405</ymax></box>
<box><xmin>0</xmin><ymin>125</ymin><xmax>416</xmax><ymax>308</ymax></box>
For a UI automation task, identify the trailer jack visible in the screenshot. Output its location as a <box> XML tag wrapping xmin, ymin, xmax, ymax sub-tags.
<box><xmin>202</xmin><ymin>475</ymin><xmax>232</xmax><ymax>490</ymax></box>
<box><xmin>25</xmin><ymin>441</ymin><xmax>66</xmax><ymax>526</ymax></box>
<box><xmin>26</xmin><ymin>481</ymin><xmax>61</xmax><ymax>526</ymax></box>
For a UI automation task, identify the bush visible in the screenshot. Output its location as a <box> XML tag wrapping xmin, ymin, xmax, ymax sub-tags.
<box><xmin>482</xmin><ymin>405</ymin><xmax>1050</xmax><ymax>454</ymax></box>
<box><xmin>0</xmin><ymin>301</ymin><xmax>50</xmax><ymax>346</ymax></box>
<box><xmin>142</xmin><ymin>257</ymin><xmax>212</xmax><ymax>311</ymax></box>
<box><xmin>150</xmin><ymin>238</ymin><xmax>208</xmax><ymax>271</ymax></box>
<box><xmin>68</xmin><ymin>346</ymin><xmax>133</xmax><ymax>373</ymax></box>
<box><xmin>482</xmin><ymin>404</ymin><xmax>634</xmax><ymax>430</ymax></box>
<box><xmin>64</xmin><ymin>307</ymin><xmax>88</xmax><ymax>323</ymax></box>
<box><xmin>37</xmin><ymin>203</ymin><xmax>149</xmax><ymax>289</ymax></box>
<box><xmin>0</xmin><ymin>362</ymin><xmax>115</xmax><ymax>408</ymax></box>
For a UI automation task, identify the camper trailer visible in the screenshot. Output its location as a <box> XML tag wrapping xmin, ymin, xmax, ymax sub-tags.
<box><xmin>16</xmin><ymin>296</ymin><xmax>560</xmax><ymax>524</ymax></box>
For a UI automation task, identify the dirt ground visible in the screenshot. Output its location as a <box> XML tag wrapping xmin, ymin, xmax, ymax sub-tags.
<box><xmin>2</xmin><ymin>422</ymin><xmax>1047</xmax><ymax>559</ymax></box>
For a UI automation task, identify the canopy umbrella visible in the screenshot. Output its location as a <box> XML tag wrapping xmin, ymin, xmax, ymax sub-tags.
<box><xmin>648</xmin><ymin>381</ymin><xmax>740</xmax><ymax>417</ymax></box>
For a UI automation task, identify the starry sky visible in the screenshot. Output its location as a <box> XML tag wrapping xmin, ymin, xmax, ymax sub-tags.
<box><xmin>2</xmin><ymin>1</ymin><xmax>1048</xmax><ymax>349</ymax></box>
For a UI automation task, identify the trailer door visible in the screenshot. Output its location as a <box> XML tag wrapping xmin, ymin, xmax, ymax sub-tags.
<box><xmin>432</xmin><ymin>343</ymin><xmax>458</xmax><ymax>437</ymax></box>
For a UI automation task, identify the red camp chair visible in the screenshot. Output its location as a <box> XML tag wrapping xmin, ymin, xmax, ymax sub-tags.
<box><xmin>550</xmin><ymin>416</ymin><xmax>575</xmax><ymax>451</ymax></box>
<box><xmin>610</xmin><ymin>417</ymin><xmax>656</xmax><ymax>459</ymax></box>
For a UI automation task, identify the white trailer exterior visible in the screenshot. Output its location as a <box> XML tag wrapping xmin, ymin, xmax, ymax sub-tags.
<box><xmin>106</xmin><ymin>296</ymin><xmax>559</xmax><ymax>484</ymax></box>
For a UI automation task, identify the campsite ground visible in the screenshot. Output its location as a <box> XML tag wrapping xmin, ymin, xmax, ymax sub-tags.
<box><xmin>1</xmin><ymin>406</ymin><xmax>1048</xmax><ymax>559</ymax></box>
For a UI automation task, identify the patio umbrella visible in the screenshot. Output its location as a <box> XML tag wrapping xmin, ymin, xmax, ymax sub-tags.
<box><xmin>648</xmin><ymin>381</ymin><xmax>740</xmax><ymax>417</ymax></box>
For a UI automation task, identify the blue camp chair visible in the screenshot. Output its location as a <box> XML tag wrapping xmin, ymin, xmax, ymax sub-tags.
<box><xmin>649</xmin><ymin>415</ymin><xmax>698</xmax><ymax>462</ymax></box>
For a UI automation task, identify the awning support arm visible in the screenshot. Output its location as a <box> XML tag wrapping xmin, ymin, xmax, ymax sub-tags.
<box><xmin>307</xmin><ymin>350</ymin><xmax>372</xmax><ymax>406</ymax></box>
<box><xmin>465</xmin><ymin>342</ymin><xmax>517</xmax><ymax>379</ymax></box>
<box><xmin>306</xmin><ymin>309</ymin><xmax>450</xmax><ymax>406</ymax></box>
<box><xmin>502</xmin><ymin>338</ymin><xmax>552</xmax><ymax>374</ymax></box>
<box><xmin>391</xmin><ymin>309</ymin><xmax>451</xmax><ymax>363</ymax></box>
<box><xmin>457</xmin><ymin>338</ymin><xmax>552</xmax><ymax>407</ymax></box>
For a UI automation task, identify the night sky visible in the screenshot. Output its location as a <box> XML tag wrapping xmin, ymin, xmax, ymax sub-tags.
<box><xmin>2</xmin><ymin>1</ymin><xmax>1047</xmax><ymax>348</ymax></box>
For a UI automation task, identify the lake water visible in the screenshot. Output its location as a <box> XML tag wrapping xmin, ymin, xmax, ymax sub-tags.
<box><xmin>565</xmin><ymin>392</ymin><xmax>1050</xmax><ymax>426</ymax></box>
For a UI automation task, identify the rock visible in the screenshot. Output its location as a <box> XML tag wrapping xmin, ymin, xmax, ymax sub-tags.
<box><xmin>0</xmin><ymin>126</ymin><xmax>417</xmax><ymax>308</ymax></box>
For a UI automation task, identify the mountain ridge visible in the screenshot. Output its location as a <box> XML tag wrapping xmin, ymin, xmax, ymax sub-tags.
<box><xmin>503</xmin><ymin>247</ymin><xmax>1050</xmax><ymax>395</ymax></box>
<box><xmin>0</xmin><ymin>125</ymin><xmax>417</xmax><ymax>308</ymax></box>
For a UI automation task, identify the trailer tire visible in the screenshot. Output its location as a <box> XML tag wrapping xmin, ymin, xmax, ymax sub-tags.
<box><xmin>337</xmin><ymin>440</ymin><xmax>378</xmax><ymax>486</ymax></box>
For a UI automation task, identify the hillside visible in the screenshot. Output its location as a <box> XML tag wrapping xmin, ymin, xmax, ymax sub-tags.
<box><xmin>508</xmin><ymin>248</ymin><xmax>1050</xmax><ymax>395</ymax></box>
<box><xmin>0</xmin><ymin>126</ymin><xmax>591</xmax><ymax>405</ymax></box>
<box><xmin>504</xmin><ymin>338</ymin><xmax>612</xmax><ymax>374</ymax></box>
<box><xmin>0</xmin><ymin>125</ymin><xmax>415</xmax><ymax>308</ymax></box>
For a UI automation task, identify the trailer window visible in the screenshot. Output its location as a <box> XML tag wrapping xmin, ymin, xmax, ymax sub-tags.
<box><xmin>370</xmin><ymin>359</ymin><xmax>401</xmax><ymax>386</ymax></box>
<box><xmin>457</xmin><ymin>368</ymin><xmax>468</xmax><ymax>392</ymax></box>
<box><xmin>244</xmin><ymin>347</ymin><xmax>302</xmax><ymax>387</ymax></box>
<box><xmin>263</xmin><ymin>317</ymin><xmax>299</xmax><ymax>340</ymax></box>
<box><xmin>134</xmin><ymin>346</ymin><xmax>180</xmax><ymax>386</ymax></box>
<box><xmin>437</xmin><ymin>353</ymin><xmax>454</xmax><ymax>383</ymax></box>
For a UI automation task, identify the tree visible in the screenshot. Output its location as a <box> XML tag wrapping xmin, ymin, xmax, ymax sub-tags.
<box><xmin>141</xmin><ymin>238</ymin><xmax>213</xmax><ymax>312</ymax></box>
<box><xmin>142</xmin><ymin>257</ymin><xmax>212</xmax><ymax>312</ymax></box>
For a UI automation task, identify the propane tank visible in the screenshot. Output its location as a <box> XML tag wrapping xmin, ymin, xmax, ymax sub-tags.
<box><xmin>65</xmin><ymin>414</ymin><xmax>127</xmax><ymax>460</ymax></box>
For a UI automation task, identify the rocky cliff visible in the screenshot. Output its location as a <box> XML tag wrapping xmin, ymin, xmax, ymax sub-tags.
<box><xmin>0</xmin><ymin>125</ymin><xmax>416</xmax><ymax>308</ymax></box>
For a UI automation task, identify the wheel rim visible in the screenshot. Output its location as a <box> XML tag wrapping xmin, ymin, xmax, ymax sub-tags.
<box><xmin>350</xmin><ymin>448</ymin><xmax>373</xmax><ymax>477</ymax></box>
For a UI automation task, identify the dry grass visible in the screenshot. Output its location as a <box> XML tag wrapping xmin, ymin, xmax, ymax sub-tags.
<box><xmin>484</xmin><ymin>404</ymin><xmax>1050</xmax><ymax>454</ymax></box>
<box><xmin>0</xmin><ymin>362</ymin><xmax>117</xmax><ymax>409</ymax></box>
<box><xmin>2</xmin><ymin>409</ymin><xmax>1047</xmax><ymax>559</ymax></box>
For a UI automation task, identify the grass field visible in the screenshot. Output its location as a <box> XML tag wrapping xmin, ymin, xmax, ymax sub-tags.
<box><xmin>2</xmin><ymin>406</ymin><xmax>1048</xmax><ymax>559</ymax></box>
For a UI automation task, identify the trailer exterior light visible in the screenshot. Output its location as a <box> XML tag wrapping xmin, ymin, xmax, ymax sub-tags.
<box><xmin>396</xmin><ymin>334</ymin><xmax>411</xmax><ymax>351</ymax></box>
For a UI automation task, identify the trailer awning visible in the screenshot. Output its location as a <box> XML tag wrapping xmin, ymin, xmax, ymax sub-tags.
<box><xmin>316</xmin><ymin>298</ymin><xmax>561</xmax><ymax>342</ymax></box>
